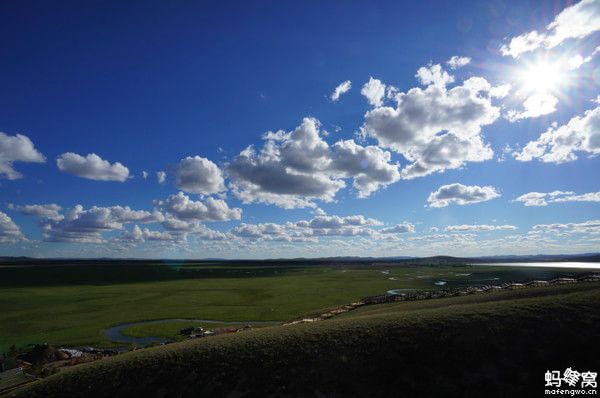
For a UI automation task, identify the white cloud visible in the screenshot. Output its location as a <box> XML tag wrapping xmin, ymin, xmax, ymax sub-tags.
<box><xmin>379</xmin><ymin>223</ymin><xmax>416</xmax><ymax>234</ymax></box>
<box><xmin>0</xmin><ymin>132</ymin><xmax>45</xmax><ymax>180</ymax></box>
<box><xmin>56</xmin><ymin>153</ymin><xmax>129</xmax><ymax>182</ymax></box>
<box><xmin>416</xmin><ymin>63</ymin><xmax>454</xmax><ymax>87</ymax></box>
<box><xmin>230</xmin><ymin>213</ymin><xmax>386</xmax><ymax>242</ymax></box>
<box><xmin>532</xmin><ymin>219</ymin><xmax>600</xmax><ymax>234</ymax></box>
<box><xmin>142</xmin><ymin>171</ymin><xmax>148</xmax><ymax>179</ymax></box>
<box><xmin>552</xmin><ymin>191</ymin><xmax>600</xmax><ymax>203</ymax></box>
<box><xmin>568</xmin><ymin>54</ymin><xmax>586</xmax><ymax>69</ymax></box>
<box><xmin>566</xmin><ymin>46</ymin><xmax>600</xmax><ymax>70</ymax></box>
<box><xmin>427</xmin><ymin>183</ymin><xmax>501</xmax><ymax>208</ymax></box>
<box><xmin>155</xmin><ymin>192</ymin><xmax>241</xmax><ymax>222</ymax></box>
<box><xmin>313</xmin><ymin>208</ymin><xmax>326</xmax><ymax>216</ymax></box>
<box><xmin>445</xmin><ymin>224</ymin><xmax>517</xmax><ymax>232</ymax></box>
<box><xmin>409</xmin><ymin>233</ymin><xmax>476</xmax><ymax>242</ymax></box>
<box><xmin>362</xmin><ymin>66</ymin><xmax>500</xmax><ymax>179</ymax></box>
<box><xmin>40</xmin><ymin>205</ymin><xmax>161</xmax><ymax>243</ymax></box>
<box><xmin>501</xmin><ymin>0</ymin><xmax>600</xmax><ymax>58</ymax></box>
<box><xmin>227</xmin><ymin>117</ymin><xmax>399</xmax><ymax>208</ymax></box>
<box><xmin>0</xmin><ymin>211</ymin><xmax>26</xmax><ymax>243</ymax></box>
<box><xmin>361</xmin><ymin>77</ymin><xmax>386</xmax><ymax>107</ymax></box>
<box><xmin>514</xmin><ymin>104</ymin><xmax>600</xmax><ymax>163</ymax></box>
<box><xmin>506</xmin><ymin>93</ymin><xmax>558</xmax><ymax>121</ymax></box>
<box><xmin>446</xmin><ymin>56</ymin><xmax>471</xmax><ymax>70</ymax></box>
<box><xmin>231</xmin><ymin>222</ymin><xmax>315</xmax><ymax>242</ymax></box>
<box><xmin>329</xmin><ymin>139</ymin><xmax>400</xmax><ymax>197</ymax></box>
<box><xmin>330</xmin><ymin>80</ymin><xmax>352</xmax><ymax>102</ymax></box>
<box><xmin>13</xmin><ymin>203</ymin><xmax>63</xmax><ymax>220</ymax></box>
<box><xmin>118</xmin><ymin>225</ymin><xmax>179</xmax><ymax>243</ymax></box>
<box><xmin>174</xmin><ymin>156</ymin><xmax>225</xmax><ymax>195</ymax></box>
<box><xmin>490</xmin><ymin>84</ymin><xmax>512</xmax><ymax>99</ymax></box>
<box><xmin>299</xmin><ymin>215</ymin><xmax>382</xmax><ymax>229</ymax></box>
<box><xmin>500</xmin><ymin>31</ymin><xmax>546</xmax><ymax>59</ymax></box>
<box><xmin>514</xmin><ymin>191</ymin><xmax>552</xmax><ymax>207</ymax></box>
<box><xmin>515</xmin><ymin>190</ymin><xmax>600</xmax><ymax>206</ymax></box>
<box><xmin>228</xmin><ymin>121</ymin><xmax>343</xmax><ymax>208</ymax></box>
<box><xmin>157</xmin><ymin>171</ymin><xmax>166</xmax><ymax>184</ymax></box>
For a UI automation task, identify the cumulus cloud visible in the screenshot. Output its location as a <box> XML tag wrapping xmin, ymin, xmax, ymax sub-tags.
<box><xmin>299</xmin><ymin>215</ymin><xmax>382</xmax><ymax>229</ymax></box>
<box><xmin>489</xmin><ymin>84</ymin><xmax>512</xmax><ymax>99</ymax></box>
<box><xmin>532</xmin><ymin>219</ymin><xmax>600</xmax><ymax>234</ymax></box>
<box><xmin>445</xmin><ymin>224</ymin><xmax>517</xmax><ymax>232</ymax></box>
<box><xmin>427</xmin><ymin>183</ymin><xmax>501</xmax><ymax>208</ymax></box>
<box><xmin>552</xmin><ymin>192</ymin><xmax>600</xmax><ymax>203</ymax></box>
<box><xmin>362</xmin><ymin>66</ymin><xmax>500</xmax><ymax>179</ymax></box>
<box><xmin>231</xmin><ymin>222</ymin><xmax>315</xmax><ymax>242</ymax></box>
<box><xmin>40</xmin><ymin>205</ymin><xmax>162</xmax><ymax>243</ymax></box>
<box><xmin>142</xmin><ymin>171</ymin><xmax>148</xmax><ymax>179</ymax></box>
<box><xmin>330</xmin><ymin>80</ymin><xmax>352</xmax><ymax>102</ymax></box>
<box><xmin>416</xmin><ymin>63</ymin><xmax>454</xmax><ymax>87</ymax></box>
<box><xmin>157</xmin><ymin>171</ymin><xmax>166</xmax><ymax>184</ymax></box>
<box><xmin>313</xmin><ymin>208</ymin><xmax>326</xmax><ymax>216</ymax></box>
<box><xmin>515</xmin><ymin>190</ymin><xmax>600</xmax><ymax>206</ymax></box>
<box><xmin>56</xmin><ymin>153</ymin><xmax>129</xmax><ymax>182</ymax></box>
<box><xmin>14</xmin><ymin>196</ymin><xmax>239</xmax><ymax>246</ymax></box>
<box><xmin>514</xmin><ymin>104</ymin><xmax>600</xmax><ymax>163</ymax></box>
<box><xmin>0</xmin><ymin>132</ymin><xmax>45</xmax><ymax>180</ymax></box>
<box><xmin>228</xmin><ymin>150</ymin><xmax>343</xmax><ymax>209</ymax></box>
<box><xmin>118</xmin><ymin>225</ymin><xmax>179</xmax><ymax>243</ymax></box>
<box><xmin>13</xmin><ymin>203</ymin><xmax>63</xmax><ymax>220</ymax></box>
<box><xmin>329</xmin><ymin>140</ymin><xmax>400</xmax><ymax>197</ymax></box>
<box><xmin>361</xmin><ymin>77</ymin><xmax>386</xmax><ymax>107</ymax></box>
<box><xmin>409</xmin><ymin>233</ymin><xmax>477</xmax><ymax>242</ymax></box>
<box><xmin>230</xmin><ymin>214</ymin><xmax>385</xmax><ymax>242</ymax></box>
<box><xmin>174</xmin><ymin>156</ymin><xmax>225</xmax><ymax>195</ymax></box>
<box><xmin>155</xmin><ymin>192</ymin><xmax>241</xmax><ymax>222</ymax></box>
<box><xmin>379</xmin><ymin>222</ymin><xmax>416</xmax><ymax>234</ymax></box>
<box><xmin>0</xmin><ymin>211</ymin><xmax>26</xmax><ymax>243</ymax></box>
<box><xmin>446</xmin><ymin>56</ymin><xmax>471</xmax><ymax>69</ymax></box>
<box><xmin>563</xmin><ymin>47</ymin><xmax>600</xmax><ymax>70</ymax></box>
<box><xmin>501</xmin><ymin>0</ymin><xmax>600</xmax><ymax>58</ymax></box>
<box><xmin>506</xmin><ymin>93</ymin><xmax>558</xmax><ymax>121</ymax></box>
<box><xmin>227</xmin><ymin>117</ymin><xmax>400</xmax><ymax>208</ymax></box>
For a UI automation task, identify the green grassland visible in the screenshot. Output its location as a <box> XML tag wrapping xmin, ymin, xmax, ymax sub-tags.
<box><xmin>0</xmin><ymin>261</ymin><xmax>592</xmax><ymax>353</ymax></box>
<box><xmin>7</xmin><ymin>282</ymin><xmax>600</xmax><ymax>397</ymax></box>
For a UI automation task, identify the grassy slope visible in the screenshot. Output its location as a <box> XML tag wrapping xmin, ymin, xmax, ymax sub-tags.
<box><xmin>8</xmin><ymin>283</ymin><xmax>600</xmax><ymax>398</ymax></box>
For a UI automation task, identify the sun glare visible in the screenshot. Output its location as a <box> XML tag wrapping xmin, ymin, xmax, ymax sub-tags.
<box><xmin>519</xmin><ymin>61</ymin><xmax>564</xmax><ymax>94</ymax></box>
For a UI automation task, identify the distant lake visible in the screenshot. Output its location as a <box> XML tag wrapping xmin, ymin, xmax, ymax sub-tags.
<box><xmin>469</xmin><ymin>262</ymin><xmax>600</xmax><ymax>269</ymax></box>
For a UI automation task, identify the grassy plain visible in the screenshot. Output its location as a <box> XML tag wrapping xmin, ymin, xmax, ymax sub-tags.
<box><xmin>8</xmin><ymin>282</ymin><xmax>600</xmax><ymax>397</ymax></box>
<box><xmin>0</xmin><ymin>260</ymin><xmax>591</xmax><ymax>353</ymax></box>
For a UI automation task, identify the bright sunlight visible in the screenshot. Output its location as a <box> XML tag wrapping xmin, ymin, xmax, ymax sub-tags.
<box><xmin>518</xmin><ymin>61</ymin><xmax>564</xmax><ymax>93</ymax></box>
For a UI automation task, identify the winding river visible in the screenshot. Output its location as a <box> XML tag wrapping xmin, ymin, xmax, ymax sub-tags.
<box><xmin>104</xmin><ymin>318</ymin><xmax>280</xmax><ymax>346</ymax></box>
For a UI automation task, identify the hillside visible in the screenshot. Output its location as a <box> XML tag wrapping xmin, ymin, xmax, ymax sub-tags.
<box><xmin>6</xmin><ymin>282</ymin><xmax>600</xmax><ymax>397</ymax></box>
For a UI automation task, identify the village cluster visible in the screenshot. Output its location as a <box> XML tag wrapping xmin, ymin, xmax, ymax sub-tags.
<box><xmin>285</xmin><ymin>274</ymin><xmax>600</xmax><ymax>325</ymax></box>
<box><xmin>179</xmin><ymin>324</ymin><xmax>253</xmax><ymax>339</ymax></box>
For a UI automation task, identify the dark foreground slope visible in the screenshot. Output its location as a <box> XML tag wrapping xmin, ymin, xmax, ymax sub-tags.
<box><xmin>8</xmin><ymin>283</ymin><xmax>600</xmax><ymax>398</ymax></box>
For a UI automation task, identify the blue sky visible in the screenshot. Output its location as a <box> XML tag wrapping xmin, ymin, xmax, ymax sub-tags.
<box><xmin>1</xmin><ymin>0</ymin><xmax>599</xmax><ymax>258</ymax></box>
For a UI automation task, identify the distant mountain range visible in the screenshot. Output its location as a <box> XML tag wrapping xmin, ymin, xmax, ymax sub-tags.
<box><xmin>1</xmin><ymin>253</ymin><xmax>599</xmax><ymax>265</ymax></box>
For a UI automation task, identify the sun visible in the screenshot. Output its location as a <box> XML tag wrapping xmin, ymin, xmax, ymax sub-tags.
<box><xmin>518</xmin><ymin>61</ymin><xmax>564</xmax><ymax>94</ymax></box>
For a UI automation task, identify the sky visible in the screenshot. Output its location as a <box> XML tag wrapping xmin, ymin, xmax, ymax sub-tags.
<box><xmin>0</xmin><ymin>0</ymin><xmax>599</xmax><ymax>259</ymax></box>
